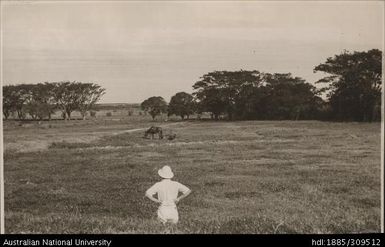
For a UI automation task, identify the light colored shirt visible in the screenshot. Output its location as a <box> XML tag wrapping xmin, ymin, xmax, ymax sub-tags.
<box><xmin>146</xmin><ymin>179</ymin><xmax>190</xmax><ymax>206</ymax></box>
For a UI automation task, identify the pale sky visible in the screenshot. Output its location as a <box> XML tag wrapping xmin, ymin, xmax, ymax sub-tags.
<box><xmin>1</xmin><ymin>1</ymin><xmax>384</xmax><ymax>103</ymax></box>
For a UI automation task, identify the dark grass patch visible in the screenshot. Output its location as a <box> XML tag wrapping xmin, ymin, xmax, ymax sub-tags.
<box><xmin>192</xmin><ymin>158</ymin><xmax>213</xmax><ymax>163</ymax></box>
<box><xmin>257</xmin><ymin>182</ymin><xmax>293</xmax><ymax>193</ymax></box>
<box><xmin>49</xmin><ymin>141</ymin><xmax>94</xmax><ymax>149</ymax></box>
<box><xmin>350</xmin><ymin>198</ymin><xmax>380</xmax><ymax>208</ymax></box>
<box><xmin>322</xmin><ymin>186</ymin><xmax>351</xmax><ymax>194</ymax></box>
<box><xmin>204</xmin><ymin>181</ymin><xmax>225</xmax><ymax>187</ymax></box>
<box><xmin>224</xmin><ymin>191</ymin><xmax>260</xmax><ymax>199</ymax></box>
<box><xmin>179</xmin><ymin>216</ymin><xmax>294</xmax><ymax>234</ymax></box>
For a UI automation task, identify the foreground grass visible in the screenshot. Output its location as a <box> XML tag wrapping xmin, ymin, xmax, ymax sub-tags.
<box><xmin>4</xmin><ymin>121</ymin><xmax>381</xmax><ymax>233</ymax></box>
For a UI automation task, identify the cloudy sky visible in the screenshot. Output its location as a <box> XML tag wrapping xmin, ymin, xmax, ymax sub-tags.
<box><xmin>2</xmin><ymin>1</ymin><xmax>384</xmax><ymax>103</ymax></box>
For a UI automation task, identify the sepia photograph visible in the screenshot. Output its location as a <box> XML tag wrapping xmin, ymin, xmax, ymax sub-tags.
<box><xmin>0</xmin><ymin>0</ymin><xmax>383</xmax><ymax>235</ymax></box>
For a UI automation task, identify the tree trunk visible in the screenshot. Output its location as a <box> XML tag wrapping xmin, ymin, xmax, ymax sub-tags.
<box><xmin>17</xmin><ymin>110</ymin><xmax>24</xmax><ymax>120</ymax></box>
<box><xmin>295</xmin><ymin>110</ymin><xmax>301</xmax><ymax>121</ymax></box>
<box><xmin>371</xmin><ymin>106</ymin><xmax>376</xmax><ymax>122</ymax></box>
<box><xmin>371</xmin><ymin>102</ymin><xmax>380</xmax><ymax>122</ymax></box>
<box><xmin>362</xmin><ymin>111</ymin><xmax>367</xmax><ymax>122</ymax></box>
<box><xmin>228</xmin><ymin>111</ymin><xmax>233</xmax><ymax>121</ymax></box>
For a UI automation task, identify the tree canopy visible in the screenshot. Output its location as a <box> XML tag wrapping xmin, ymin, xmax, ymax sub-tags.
<box><xmin>168</xmin><ymin>92</ymin><xmax>195</xmax><ymax>120</ymax></box>
<box><xmin>314</xmin><ymin>49</ymin><xmax>382</xmax><ymax>121</ymax></box>
<box><xmin>2</xmin><ymin>81</ymin><xmax>105</xmax><ymax>120</ymax></box>
<box><xmin>193</xmin><ymin>70</ymin><xmax>322</xmax><ymax>120</ymax></box>
<box><xmin>141</xmin><ymin>96</ymin><xmax>168</xmax><ymax>120</ymax></box>
<box><xmin>75</xmin><ymin>83</ymin><xmax>106</xmax><ymax>120</ymax></box>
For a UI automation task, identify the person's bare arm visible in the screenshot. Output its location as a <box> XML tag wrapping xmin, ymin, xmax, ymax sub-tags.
<box><xmin>175</xmin><ymin>189</ymin><xmax>191</xmax><ymax>204</ymax></box>
<box><xmin>145</xmin><ymin>191</ymin><xmax>161</xmax><ymax>204</ymax></box>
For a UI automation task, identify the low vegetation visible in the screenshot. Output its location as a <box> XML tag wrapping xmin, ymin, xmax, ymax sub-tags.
<box><xmin>4</xmin><ymin>120</ymin><xmax>381</xmax><ymax>233</ymax></box>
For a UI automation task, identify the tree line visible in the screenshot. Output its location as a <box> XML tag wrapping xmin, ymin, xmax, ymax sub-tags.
<box><xmin>3</xmin><ymin>81</ymin><xmax>105</xmax><ymax>120</ymax></box>
<box><xmin>2</xmin><ymin>49</ymin><xmax>382</xmax><ymax>122</ymax></box>
<box><xmin>141</xmin><ymin>49</ymin><xmax>382</xmax><ymax>122</ymax></box>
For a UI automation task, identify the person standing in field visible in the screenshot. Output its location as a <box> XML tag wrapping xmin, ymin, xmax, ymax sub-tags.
<box><xmin>145</xmin><ymin>166</ymin><xmax>191</xmax><ymax>225</ymax></box>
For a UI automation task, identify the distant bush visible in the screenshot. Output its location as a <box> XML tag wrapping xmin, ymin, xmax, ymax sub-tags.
<box><xmin>90</xmin><ymin>111</ymin><xmax>97</xmax><ymax>117</ymax></box>
<box><xmin>128</xmin><ymin>110</ymin><xmax>133</xmax><ymax>116</ymax></box>
<box><xmin>106</xmin><ymin>112</ymin><xmax>112</xmax><ymax>117</ymax></box>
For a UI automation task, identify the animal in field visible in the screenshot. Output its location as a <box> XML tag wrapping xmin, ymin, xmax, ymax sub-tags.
<box><xmin>144</xmin><ymin>126</ymin><xmax>163</xmax><ymax>139</ymax></box>
<box><xmin>166</xmin><ymin>133</ymin><xmax>176</xmax><ymax>141</ymax></box>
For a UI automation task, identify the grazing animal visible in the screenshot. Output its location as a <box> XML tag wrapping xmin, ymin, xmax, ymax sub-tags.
<box><xmin>166</xmin><ymin>134</ymin><xmax>176</xmax><ymax>141</ymax></box>
<box><xmin>144</xmin><ymin>126</ymin><xmax>163</xmax><ymax>139</ymax></box>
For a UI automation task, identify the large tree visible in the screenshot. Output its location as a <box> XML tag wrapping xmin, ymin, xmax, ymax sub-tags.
<box><xmin>75</xmin><ymin>83</ymin><xmax>106</xmax><ymax>120</ymax></box>
<box><xmin>51</xmin><ymin>81</ymin><xmax>81</xmax><ymax>120</ymax></box>
<box><xmin>2</xmin><ymin>85</ymin><xmax>17</xmax><ymax>120</ymax></box>
<box><xmin>193</xmin><ymin>70</ymin><xmax>264</xmax><ymax>120</ymax></box>
<box><xmin>3</xmin><ymin>84</ymin><xmax>33</xmax><ymax>120</ymax></box>
<box><xmin>3</xmin><ymin>84</ymin><xmax>53</xmax><ymax>120</ymax></box>
<box><xmin>262</xmin><ymin>73</ymin><xmax>322</xmax><ymax>120</ymax></box>
<box><xmin>141</xmin><ymin>96</ymin><xmax>168</xmax><ymax>120</ymax></box>
<box><xmin>51</xmin><ymin>81</ymin><xmax>105</xmax><ymax>120</ymax></box>
<box><xmin>193</xmin><ymin>87</ymin><xmax>227</xmax><ymax>120</ymax></box>
<box><xmin>168</xmin><ymin>92</ymin><xmax>195</xmax><ymax>120</ymax></box>
<box><xmin>3</xmin><ymin>82</ymin><xmax>105</xmax><ymax>121</ymax></box>
<box><xmin>192</xmin><ymin>70</ymin><xmax>322</xmax><ymax>120</ymax></box>
<box><xmin>25</xmin><ymin>83</ymin><xmax>56</xmax><ymax>120</ymax></box>
<box><xmin>314</xmin><ymin>49</ymin><xmax>382</xmax><ymax>122</ymax></box>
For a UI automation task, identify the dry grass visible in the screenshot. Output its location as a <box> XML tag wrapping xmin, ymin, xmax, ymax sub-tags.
<box><xmin>3</xmin><ymin>119</ymin><xmax>381</xmax><ymax>233</ymax></box>
<box><xmin>3</xmin><ymin>115</ymin><xmax>174</xmax><ymax>152</ymax></box>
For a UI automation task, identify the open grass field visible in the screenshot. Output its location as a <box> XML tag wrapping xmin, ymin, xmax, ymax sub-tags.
<box><xmin>3</xmin><ymin>118</ymin><xmax>382</xmax><ymax>233</ymax></box>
